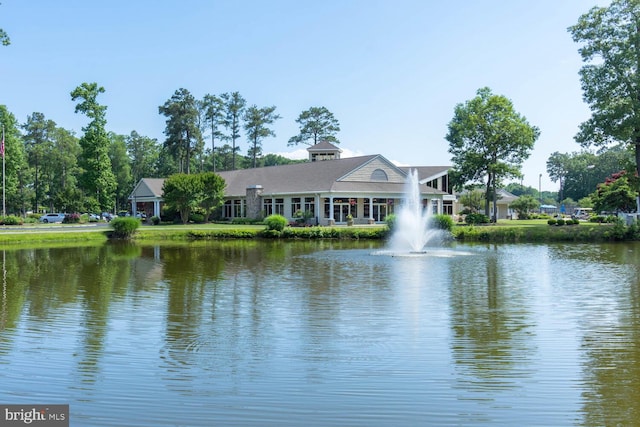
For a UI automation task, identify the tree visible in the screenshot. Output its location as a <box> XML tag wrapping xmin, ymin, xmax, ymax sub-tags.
<box><xmin>126</xmin><ymin>130</ymin><xmax>160</xmax><ymax>184</ymax></box>
<box><xmin>70</xmin><ymin>82</ymin><xmax>117</xmax><ymax>212</ymax></box>
<box><xmin>199</xmin><ymin>172</ymin><xmax>225</xmax><ymax>221</ymax></box>
<box><xmin>243</xmin><ymin>105</ymin><xmax>281</xmax><ymax>168</ymax></box>
<box><xmin>47</xmin><ymin>127</ymin><xmax>82</xmax><ymax>212</ymax></box>
<box><xmin>261</xmin><ymin>153</ymin><xmax>305</xmax><ymax>167</ymax></box>
<box><xmin>547</xmin><ymin>147</ymin><xmax>633</xmax><ymax>202</ymax></box>
<box><xmin>446</xmin><ymin>87</ymin><xmax>540</xmax><ymax>220</ymax></box>
<box><xmin>504</xmin><ymin>182</ymin><xmax>537</xmax><ymax>198</ymax></box>
<box><xmin>0</xmin><ymin>105</ymin><xmax>28</xmax><ymax>215</ymax></box>
<box><xmin>108</xmin><ymin>132</ymin><xmax>132</xmax><ymax>212</ymax></box>
<box><xmin>592</xmin><ymin>171</ymin><xmax>636</xmax><ymax>213</ymax></box>
<box><xmin>569</xmin><ymin>0</ymin><xmax>640</xmax><ymax>211</ymax></box>
<box><xmin>221</xmin><ymin>92</ymin><xmax>246</xmax><ymax>170</ymax></box>
<box><xmin>1</xmin><ymin>3</ymin><xmax>9</xmax><ymax>47</ymax></box>
<box><xmin>162</xmin><ymin>173</ymin><xmax>204</xmax><ymax>224</ymax></box>
<box><xmin>159</xmin><ymin>88</ymin><xmax>202</xmax><ymax>174</ymax></box>
<box><xmin>510</xmin><ymin>195</ymin><xmax>540</xmax><ymax>220</ymax></box>
<box><xmin>200</xmin><ymin>94</ymin><xmax>225</xmax><ymax>172</ymax></box>
<box><xmin>546</xmin><ymin>151</ymin><xmax>571</xmax><ymax>202</ymax></box>
<box><xmin>458</xmin><ymin>189</ymin><xmax>485</xmax><ymax>213</ymax></box>
<box><xmin>22</xmin><ymin>112</ymin><xmax>56</xmax><ymax>212</ymax></box>
<box><xmin>288</xmin><ymin>106</ymin><xmax>340</xmax><ymax>146</ymax></box>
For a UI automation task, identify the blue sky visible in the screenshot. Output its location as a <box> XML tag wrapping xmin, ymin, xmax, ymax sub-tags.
<box><xmin>1</xmin><ymin>1</ymin><xmax>609</xmax><ymax>191</ymax></box>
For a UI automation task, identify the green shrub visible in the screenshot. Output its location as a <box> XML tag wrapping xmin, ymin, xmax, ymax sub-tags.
<box><xmin>1</xmin><ymin>215</ymin><xmax>23</xmax><ymax>225</ymax></box>
<box><xmin>556</xmin><ymin>218</ymin><xmax>566</xmax><ymax>226</ymax></box>
<box><xmin>110</xmin><ymin>217</ymin><xmax>141</xmax><ymax>238</ymax></box>
<box><xmin>465</xmin><ymin>213</ymin><xmax>490</xmax><ymax>225</ymax></box>
<box><xmin>189</xmin><ymin>213</ymin><xmax>205</xmax><ymax>223</ymax></box>
<box><xmin>547</xmin><ymin>219</ymin><xmax>557</xmax><ymax>225</ymax></box>
<box><xmin>150</xmin><ymin>215</ymin><xmax>160</xmax><ymax>225</ymax></box>
<box><xmin>385</xmin><ymin>214</ymin><xmax>397</xmax><ymax>231</ymax></box>
<box><xmin>590</xmin><ymin>215</ymin><xmax>617</xmax><ymax>224</ymax></box>
<box><xmin>63</xmin><ymin>213</ymin><xmax>81</xmax><ymax>224</ymax></box>
<box><xmin>264</xmin><ymin>214</ymin><xmax>287</xmax><ymax>232</ymax></box>
<box><xmin>430</xmin><ymin>214</ymin><xmax>454</xmax><ymax>231</ymax></box>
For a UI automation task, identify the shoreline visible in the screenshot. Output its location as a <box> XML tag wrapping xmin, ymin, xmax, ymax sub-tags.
<box><xmin>0</xmin><ymin>220</ymin><xmax>633</xmax><ymax>247</ymax></box>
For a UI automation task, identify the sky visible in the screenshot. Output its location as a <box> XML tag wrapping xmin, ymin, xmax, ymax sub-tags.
<box><xmin>1</xmin><ymin>0</ymin><xmax>610</xmax><ymax>191</ymax></box>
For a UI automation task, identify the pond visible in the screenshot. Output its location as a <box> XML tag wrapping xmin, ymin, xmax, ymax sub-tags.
<box><xmin>1</xmin><ymin>240</ymin><xmax>639</xmax><ymax>426</ymax></box>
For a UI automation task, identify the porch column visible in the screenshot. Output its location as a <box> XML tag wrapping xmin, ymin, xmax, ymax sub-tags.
<box><xmin>328</xmin><ymin>197</ymin><xmax>335</xmax><ymax>226</ymax></box>
<box><xmin>368</xmin><ymin>197</ymin><xmax>374</xmax><ymax>224</ymax></box>
<box><xmin>154</xmin><ymin>200</ymin><xmax>161</xmax><ymax>220</ymax></box>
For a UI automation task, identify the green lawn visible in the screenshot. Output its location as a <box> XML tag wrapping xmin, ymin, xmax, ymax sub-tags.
<box><xmin>0</xmin><ymin>217</ymin><xmax>629</xmax><ymax>247</ymax></box>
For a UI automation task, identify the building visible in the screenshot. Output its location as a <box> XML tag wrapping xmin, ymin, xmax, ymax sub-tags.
<box><xmin>128</xmin><ymin>142</ymin><xmax>513</xmax><ymax>224</ymax></box>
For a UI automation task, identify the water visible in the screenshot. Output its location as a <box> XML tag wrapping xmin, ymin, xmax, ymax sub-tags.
<box><xmin>389</xmin><ymin>169</ymin><xmax>443</xmax><ymax>253</ymax></box>
<box><xmin>1</xmin><ymin>241</ymin><xmax>640</xmax><ymax>426</ymax></box>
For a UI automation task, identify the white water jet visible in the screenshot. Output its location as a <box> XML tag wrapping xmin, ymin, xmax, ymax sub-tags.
<box><xmin>389</xmin><ymin>169</ymin><xmax>442</xmax><ymax>253</ymax></box>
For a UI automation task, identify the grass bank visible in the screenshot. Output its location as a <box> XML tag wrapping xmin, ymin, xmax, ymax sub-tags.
<box><xmin>451</xmin><ymin>220</ymin><xmax>620</xmax><ymax>243</ymax></box>
<box><xmin>0</xmin><ymin>219</ymin><xmax>633</xmax><ymax>248</ymax></box>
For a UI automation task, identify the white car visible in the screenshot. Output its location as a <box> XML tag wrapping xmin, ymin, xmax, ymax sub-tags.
<box><xmin>39</xmin><ymin>213</ymin><xmax>67</xmax><ymax>223</ymax></box>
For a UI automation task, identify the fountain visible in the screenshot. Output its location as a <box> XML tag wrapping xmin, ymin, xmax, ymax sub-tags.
<box><xmin>388</xmin><ymin>169</ymin><xmax>443</xmax><ymax>254</ymax></box>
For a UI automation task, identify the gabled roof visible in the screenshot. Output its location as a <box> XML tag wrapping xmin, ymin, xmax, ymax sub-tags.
<box><xmin>307</xmin><ymin>141</ymin><xmax>342</xmax><ymax>152</ymax></box>
<box><xmin>496</xmin><ymin>189</ymin><xmax>519</xmax><ymax>203</ymax></box>
<box><xmin>216</xmin><ymin>155</ymin><xmax>446</xmax><ymax>197</ymax></box>
<box><xmin>130</xmin><ymin>178</ymin><xmax>164</xmax><ymax>199</ymax></box>
<box><xmin>130</xmin><ymin>154</ymin><xmax>449</xmax><ymax>200</ymax></box>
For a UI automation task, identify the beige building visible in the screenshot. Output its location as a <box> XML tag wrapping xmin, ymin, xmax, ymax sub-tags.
<box><xmin>128</xmin><ymin>142</ymin><xmax>515</xmax><ymax>224</ymax></box>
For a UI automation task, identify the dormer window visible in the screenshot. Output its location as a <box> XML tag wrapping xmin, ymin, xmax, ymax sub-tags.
<box><xmin>371</xmin><ymin>169</ymin><xmax>388</xmax><ymax>181</ymax></box>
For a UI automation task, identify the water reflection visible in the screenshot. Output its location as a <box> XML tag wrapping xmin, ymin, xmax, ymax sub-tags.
<box><xmin>1</xmin><ymin>242</ymin><xmax>640</xmax><ymax>426</ymax></box>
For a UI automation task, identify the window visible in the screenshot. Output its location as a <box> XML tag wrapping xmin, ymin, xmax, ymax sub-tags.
<box><xmin>304</xmin><ymin>197</ymin><xmax>315</xmax><ymax>215</ymax></box>
<box><xmin>233</xmin><ymin>199</ymin><xmax>243</xmax><ymax>217</ymax></box>
<box><xmin>274</xmin><ymin>198</ymin><xmax>284</xmax><ymax>215</ymax></box>
<box><xmin>291</xmin><ymin>197</ymin><xmax>301</xmax><ymax>215</ymax></box>
<box><xmin>224</xmin><ymin>199</ymin><xmax>244</xmax><ymax>218</ymax></box>
<box><xmin>366</xmin><ymin>198</ymin><xmax>389</xmax><ymax>221</ymax></box>
<box><xmin>263</xmin><ymin>198</ymin><xmax>273</xmax><ymax>216</ymax></box>
<box><xmin>443</xmin><ymin>200</ymin><xmax>453</xmax><ymax>215</ymax></box>
<box><xmin>371</xmin><ymin>169</ymin><xmax>388</xmax><ymax>181</ymax></box>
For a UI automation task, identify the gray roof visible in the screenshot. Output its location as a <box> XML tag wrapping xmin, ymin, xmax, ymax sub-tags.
<box><xmin>217</xmin><ymin>155</ymin><xmax>445</xmax><ymax>197</ymax></box>
<box><xmin>131</xmin><ymin>154</ymin><xmax>450</xmax><ymax>200</ymax></box>
<box><xmin>131</xmin><ymin>178</ymin><xmax>165</xmax><ymax>198</ymax></box>
<box><xmin>307</xmin><ymin>140</ymin><xmax>342</xmax><ymax>152</ymax></box>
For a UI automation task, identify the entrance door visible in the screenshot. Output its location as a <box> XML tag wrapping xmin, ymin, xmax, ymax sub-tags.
<box><xmin>333</xmin><ymin>203</ymin><xmax>352</xmax><ymax>222</ymax></box>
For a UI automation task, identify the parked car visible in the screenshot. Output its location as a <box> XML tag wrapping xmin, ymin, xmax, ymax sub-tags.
<box><xmin>39</xmin><ymin>213</ymin><xmax>66</xmax><ymax>223</ymax></box>
<box><xmin>101</xmin><ymin>212</ymin><xmax>114</xmax><ymax>221</ymax></box>
<box><xmin>87</xmin><ymin>213</ymin><xmax>100</xmax><ymax>222</ymax></box>
<box><xmin>571</xmin><ymin>207</ymin><xmax>593</xmax><ymax>220</ymax></box>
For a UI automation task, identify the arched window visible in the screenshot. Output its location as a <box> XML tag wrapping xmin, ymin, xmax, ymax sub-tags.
<box><xmin>371</xmin><ymin>169</ymin><xmax>388</xmax><ymax>181</ymax></box>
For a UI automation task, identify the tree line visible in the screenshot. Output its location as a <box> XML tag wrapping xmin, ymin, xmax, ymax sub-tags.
<box><xmin>3</xmin><ymin>0</ymin><xmax>640</xmax><ymax>219</ymax></box>
<box><xmin>0</xmin><ymin>83</ymin><xmax>341</xmax><ymax>216</ymax></box>
<box><xmin>446</xmin><ymin>0</ymin><xmax>640</xmax><ymax>218</ymax></box>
